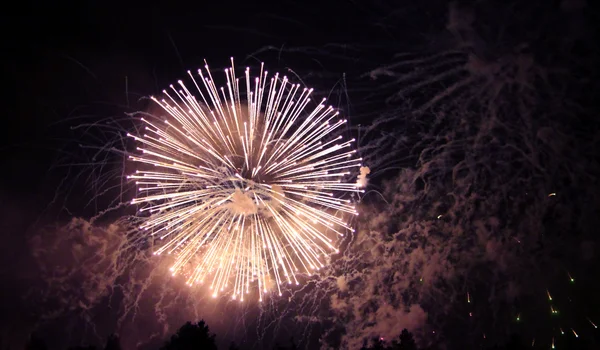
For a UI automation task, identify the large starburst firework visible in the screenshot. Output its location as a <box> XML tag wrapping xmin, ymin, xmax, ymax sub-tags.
<box><xmin>127</xmin><ymin>59</ymin><xmax>363</xmax><ymax>301</ymax></box>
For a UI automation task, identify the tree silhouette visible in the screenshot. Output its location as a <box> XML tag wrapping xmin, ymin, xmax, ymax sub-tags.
<box><xmin>360</xmin><ymin>337</ymin><xmax>386</xmax><ymax>350</ymax></box>
<box><xmin>228</xmin><ymin>341</ymin><xmax>241</xmax><ymax>350</ymax></box>
<box><xmin>361</xmin><ymin>329</ymin><xmax>419</xmax><ymax>350</ymax></box>
<box><xmin>160</xmin><ymin>320</ymin><xmax>218</xmax><ymax>350</ymax></box>
<box><xmin>274</xmin><ymin>336</ymin><xmax>299</xmax><ymax>350</ymax></box>
<box><xmin>502</xmin><ymin>334</ymin><xmax>526</xmax><ymax>350</ymax></box>
<box><xmin>391</xmin><ymin>329</ymin><xmax>417</xmax><ymax>350</ymax></box>
<box><xmin>486</xmin><ymin>334</ymin><xmax>527</xmax><ymax>350</ymax></box>
<box><xmin>25</xmin><ymin>334</ymin><xmax>48</xmax><ymax>350</ymax></box>
<box><xmin>104</xmin><ymin>334</ymin><xmax>122</xmax><ymax>350</ymax></box>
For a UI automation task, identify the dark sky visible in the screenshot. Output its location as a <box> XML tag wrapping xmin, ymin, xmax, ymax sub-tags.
<box><xmin>3</xmin><ymin>0</ymin><xmax>369</xmax><ymax>192</ymax></box>
<box><xmin>1</xmin><ymin>0</ymin><xmax>434</xmax><ymax>238</ymax></box>
<box><xmin>2</xmin><ymin>0</ymin><xmax>376</xmax><ymax>222</ymax></box>
<box><xmin>1</xmin><ymin>0</ymin><xmax>599</xmax><ymax>349</ymax></box>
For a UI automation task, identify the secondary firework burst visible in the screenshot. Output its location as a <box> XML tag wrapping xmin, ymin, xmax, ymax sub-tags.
<box><xmin>127</xmin><ymin>58</ymin><xmax>363</xmax><ymax>301</ymax></box>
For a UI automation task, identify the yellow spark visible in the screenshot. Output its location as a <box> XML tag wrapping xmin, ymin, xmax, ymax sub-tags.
<box><xmin>547</xmin><ymin>289</ymin><xmax>552</xmax><ymax>301</ymax></box>
<box><xmin>467</xmin><ymin>292</ymin><xmax>471</xmax><ymax>303</ymax></box>
<box><xmin>587</xmin><ymin>317</ymin><xmax>597</xmax><ymax>328</ymax></box>
<box><xmin>567</xmin><ymin>272</ymin><xmax>575</xmax><ymax>283</ymax></box>
<box><xmin>551</xmin><ymin>337</ymin><xmax>555</xmax><ymax>349</ymax></box>
<box><xmin>548</xmin><ymin>192</ymin><xmax>556</xmax><ymax>197</ymax></box>
<box><xmin>129</xmin><ymin>59</ymin><xmax>362</xmax><ymax>300</ymax></box>
<box><xmin>571</xmin><ymin>328</ymin><xmax>578</xmax><ymax>338</ymax></box>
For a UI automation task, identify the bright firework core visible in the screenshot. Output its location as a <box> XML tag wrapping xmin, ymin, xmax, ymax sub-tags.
<box><xmin>127</xmin><ymin>59</ymin><xmax>364</xmax><ymax>301</ymax></box>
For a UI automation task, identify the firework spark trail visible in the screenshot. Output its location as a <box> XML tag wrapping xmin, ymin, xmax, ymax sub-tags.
<box><xmin>246</xmin><ymin>2</ymin><xmax>599</xmax><ymax>349</ymax></box>
<box><xmin>127</xmin><ymin>59</ymin><xmax>364</xmax><ymax>301</ymax></box>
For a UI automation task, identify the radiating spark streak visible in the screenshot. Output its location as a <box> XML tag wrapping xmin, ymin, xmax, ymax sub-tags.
<box><xmin>129</xmin><ymin>59</ymin><xmax>361</xmax><ymax>299</ymax></box>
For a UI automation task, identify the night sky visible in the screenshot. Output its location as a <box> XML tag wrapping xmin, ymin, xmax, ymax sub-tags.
<box><xmin>2</xmin><ymin>0</ymin><xmax>599</xmax><ymax>349</ymax></box>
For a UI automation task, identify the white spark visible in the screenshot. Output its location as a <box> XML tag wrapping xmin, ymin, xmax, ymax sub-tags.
<box><xmin>129</xmin><ymin>59</ymin><xmax>361</xmax><ymax>299</ymax></box>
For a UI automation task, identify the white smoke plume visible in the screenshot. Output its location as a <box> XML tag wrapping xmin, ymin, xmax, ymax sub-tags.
<box><xmin>356</xmin><ymin>166</ymin><xmax>371</xmax><ymax>188</ymax></box>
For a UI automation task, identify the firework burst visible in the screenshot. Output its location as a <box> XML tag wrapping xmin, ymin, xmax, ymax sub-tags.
<box><xmin>127</xmin><ymin>59</ymin><xmax>363</xmax><ymax>301</ymax></box>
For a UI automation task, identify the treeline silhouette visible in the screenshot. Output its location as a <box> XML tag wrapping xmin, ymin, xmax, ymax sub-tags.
<box><xmin>24</xmin><ymin>321</ymin><xmax>225</xmax><ymax>350</ymax></box>
<box><xmin>25</xmin><ymin>320</ymin><xmax>543</xmax><ymax>349</ymax></box>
